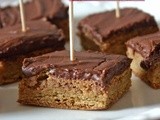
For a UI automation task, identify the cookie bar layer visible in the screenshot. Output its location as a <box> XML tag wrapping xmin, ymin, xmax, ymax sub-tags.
<box><xmin>126</xmin><ymin>32</ymin><xmax>160</xmax><ymax>89</ymax></box>
<box><xmin>19</xmin><ymin>50</ymin><xmax>132</xmax><ymax>110</ymax></box>
<box><xmin>78</xmin><ymin>8</ymin><xmax>158</xmax><ymax>55</ymax></box>
<box><xmin>0</xmin><ymin>20</ymin><xmax>65</xmax><ymax>85</ymax></box>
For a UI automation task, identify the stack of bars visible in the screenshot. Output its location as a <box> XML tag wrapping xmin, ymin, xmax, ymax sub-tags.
<box><xmin>0</xmin><ymin>0</ymin><xmax>159</xmax><ymax>111</ymax></box>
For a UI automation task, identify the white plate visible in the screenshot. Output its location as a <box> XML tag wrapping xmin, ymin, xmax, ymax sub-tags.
<box><xmin>0</xmin><ymin>0</ymin><xmax>160</xmax><ymax>120</ymax></box>
<box><xmin>1</xmin><ymin>75</ymin><xmax>160</xmax><ymax>120</ymax></box>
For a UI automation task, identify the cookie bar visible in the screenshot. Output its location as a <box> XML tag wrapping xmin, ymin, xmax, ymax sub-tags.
<box><xmin>18</xmin><ymin>50</ymin><xmax>132</xmax><ymax>110</ymax></box>
<box><xmin>78</xmin><ymin>8</ymin><xmax>158</xmax><ymax>55</ymax></box>
<box><xmin>126</xmin><ymin>32</ymin><xmax>160</xmax><ymax>89</ymax></box>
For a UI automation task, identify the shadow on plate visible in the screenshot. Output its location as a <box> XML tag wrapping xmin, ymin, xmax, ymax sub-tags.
<box><xmin>110</xmin><ymin>75</ymin><xmax>160</xmax><ymax>111</ymax></box>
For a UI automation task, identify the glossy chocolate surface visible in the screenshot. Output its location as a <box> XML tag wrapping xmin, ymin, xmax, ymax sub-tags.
<box><xmin>78</xmin><ymin>8</ymin><xmax>157</xmax><ymax>42</ymax></box>
<box><xmin>126</xmin><ymin>32</ymin><xmax>160</xmax><ymax>70</ymax></box>
<box><xmin>0</xmin><ymin>20</ymin><xmax>65</xmax><ymax>58</ymax></box>
<box><xmin>126</xmin><ymin>31</ymin><xmax>160</xmax><ymax>58</ymax></box>
<box><xmin>22</xmin><ymin>50</ymin><xmax>131</xmax><ymax>84</ymax></box>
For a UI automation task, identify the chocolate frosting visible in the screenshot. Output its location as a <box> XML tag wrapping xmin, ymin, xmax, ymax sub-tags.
<box><xmin>126</xmin><ymin>32</ymin><xmax>160</xmax><ymax>70</ymax></box>
<box><xmin>126</xmin><ymin>31</ymin><xmax>160</xmax><ymax>58</ymax></box>
<box><xmin>78</xmin><ymin>8</ymin><xmax>157</xmax><ymax>43</ymax></box>
<box><xmin>22</xmin><ymin>50</ymin><xmax>131</xmax><ymax>85</ymax></box>
<box><xmin>0</xmin><ymin>20</ymin><xmax>65</xmax><ymax>58</ymax></box>
<box><xmin>141</xmin><ymin>57</ymin><xmax>160</xmax><ymax>70</ymax></box>
<box><xmin>0</xmin><ymin>0</ymin><xmax>68</xmax><ymax>28</ymax></box>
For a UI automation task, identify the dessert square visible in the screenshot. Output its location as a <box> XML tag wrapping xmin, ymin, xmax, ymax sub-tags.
<box><xmin>78</xmin><ymin>8</ymin><xmax>158</xmax><ymax>55</ymax></box>
<box><xmin>18</xmin><ymin>50</ymin><xmax>132</xmax><ymax>110</ymax></box>
<box><xmin>0</xmin><ymin>0</ymin><xmax>69</xmax><ymax>40</ymax></box>
<box><xmin>0</xmin><ymin>20</ymin><xmax>65</xmax><ymax>85</ymax></box>
<box><xmin>126</xmin><ymin>32</ymin><xmax>160</xmax><ymax>89</ymax></box>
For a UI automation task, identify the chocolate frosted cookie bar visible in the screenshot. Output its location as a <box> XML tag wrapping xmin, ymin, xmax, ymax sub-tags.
<box><xmin>18</xmin><ymin>50</ymin><xmax>132</xmax><ymax>110</ymax></box>
<box><xmin>78</xmin><ymin>8</ymin><xmax>158</xmax><ymax>55</ymax></box>
<box><xmin>0</xmin><ymin>20</ymin><xmax>65</xmax><ymax>85</ymax></box>
<box><xmin>0</xmin><ymin>0</ymin><xmax>69</xmax><ymax>40</ymax></box>
<box><xmin>126</xmin><ymin>32</ymin><xmax>160</xmax><ymax>89</ymax></box>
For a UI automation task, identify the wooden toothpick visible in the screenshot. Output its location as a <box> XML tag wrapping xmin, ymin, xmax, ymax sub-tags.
<box><xmin>19</xmin><ymin>0</ymin><xmax>27</xmax><ymax>32</ymax></box>
<box><xmin>69</xmin><ymin>0</ymin><xmax>75</xmax><ymax>61</ymax></box>
<box><xmin>116</xmin><ymin>0</ymin><xmax>120</xmax><ymax>18</ymax></box>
